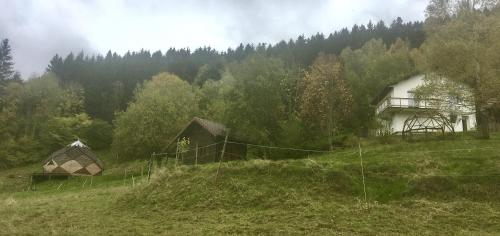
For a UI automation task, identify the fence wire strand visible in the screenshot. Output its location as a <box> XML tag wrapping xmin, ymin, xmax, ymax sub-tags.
<box><xmin>148</xmin><ymin>140</ymin><xmax>499</xmax><ymax>178</ymax></box>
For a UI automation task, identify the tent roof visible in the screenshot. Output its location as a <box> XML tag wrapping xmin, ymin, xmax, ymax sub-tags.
<box><xmin>44</xmin><ymin>141</ymin><xmax>104</xmax><ymax>169</ymax></box>
<box><xmin>69</xmin><ymin>140</ymin><xmax>87</xmax><ymax>147</ymax></box>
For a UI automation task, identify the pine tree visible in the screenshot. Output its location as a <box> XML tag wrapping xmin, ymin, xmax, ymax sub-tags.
<box><xmin>0</xmin><ymin>39</ymin><xmax>15</xmax><ymax>83</ymax></box>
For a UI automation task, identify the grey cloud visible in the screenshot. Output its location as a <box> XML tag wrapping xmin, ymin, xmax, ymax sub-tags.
<box><xmin>0</xmin><ymin>0</ymin><xmax>428</xmax><ymax>78</ymax></box>
<box><xmin>0</xmin><ymin>0</ymin><xmax>95</xmax><ymax>78</ymax></box>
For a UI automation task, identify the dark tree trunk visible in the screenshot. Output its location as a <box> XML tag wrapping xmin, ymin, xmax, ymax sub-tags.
<box><xmin>475</xmin><ymin>99</ymin><xmax>490</xmax><ymax>139</ymax></box>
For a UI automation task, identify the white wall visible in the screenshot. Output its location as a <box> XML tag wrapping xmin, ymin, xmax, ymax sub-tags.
<box><xmin>450</xmin><ymin>113</ymin><xmax>477</xmax><ymax>132</ymax></box>
<box><xmin>377</xmin><ymin>75</ymin><xmax>477</xmax><ymax>134</ymax></box>
<box><xmin>391</xmin><ymin>75</ymin><xmax>425</xmax><ymax>98</ymax></box>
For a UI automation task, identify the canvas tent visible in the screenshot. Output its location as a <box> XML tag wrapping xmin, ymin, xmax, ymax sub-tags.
<box><xmin>42</xmin><ymin>140</ymin><xmax>104</xmax><ymax>176</ymax></box>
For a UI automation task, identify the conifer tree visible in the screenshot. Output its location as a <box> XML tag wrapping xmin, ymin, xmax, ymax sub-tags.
<box><xmin>0</xmin><ymin>39</ymin><xmax>15</xmax><ymax>83</ymax></box>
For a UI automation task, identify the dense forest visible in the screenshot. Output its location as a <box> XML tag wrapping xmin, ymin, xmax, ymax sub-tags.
<box><xmin>46</xmin><ymin>18</ymin><xmax>424</xmax><ymax>121</ymax></box>
<box><xmin>1</xmin><ymin>0</ymin><xmax>500</xmax><ymax>168</ymax></box>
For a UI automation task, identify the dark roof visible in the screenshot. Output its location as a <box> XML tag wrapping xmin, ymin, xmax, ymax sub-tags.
<box><xmin>166</xmin><ymin>117</ymin><xmax>229</xmax><ymax>150</ymax></box>
<box><xmin>192</xmin><ymin>117</ymin><xmax>228</xmax><ymax>137</ymax></box>
<box><xmin>371</xmin><ymin>86</ymin><xmax>394</xmax><ymax>105</ymax></box>
<box><xmin>371</xmin><ymin>73</ymin><xmax>424</xmax><ymax>105</ymax></box>
<box><xmin>44</xmin><ymin>145</ymin><xmax>104</xmax><ymax>169</ymax></box>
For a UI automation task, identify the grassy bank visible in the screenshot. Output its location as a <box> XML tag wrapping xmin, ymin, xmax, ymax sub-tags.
<box><xmin>1</xmin><ymin>134</ymin><xmax>500</xmax><ymax>235</ymax></box>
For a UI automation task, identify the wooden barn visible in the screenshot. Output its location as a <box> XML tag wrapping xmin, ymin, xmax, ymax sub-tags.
<box><xmin>167</xmin><ymin>117</ymin><xmax>247</xmax><ymax>164</ymax></box>
<box><xmin>42</xmin><ymin>140</ymin><xmax>104</xmax><ymax>176</ymax></box>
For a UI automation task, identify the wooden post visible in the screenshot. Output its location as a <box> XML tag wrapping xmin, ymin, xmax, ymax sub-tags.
<box><xmin>29</xmin><ymin>175</ymin><xmax>33</xmax><ymax>191</ymax></box>
<box><xmin>165</xmin><ymin>154</ymin><xmax>169</xmax><ymax>169</ymax></box>
<box><xmin>90</xmin><ymin>176</ymin><xmax>93</xmax><ymax>187</ymax></box>
<box><xmin>358</xmin><ymin>142</ymin><xmax>368</xmax><ymax>207</ymax></box>
<box><xmin>215</xmin><ymin>131</ymin><xmax>229</xmax><ymax>183</ymax></box>
<box><xmin>132</xmin><ymin>175</ymin><xmax>135</xmax><ymax>187</ymax></box>
<box><xmin>147</xmin><ymin>153</ymin><xmax>153</xmax><ymax>182</ymax></box>
<box><xmin>175</xmin><ymin>139</ymin><xmax>180</xmax><ymax>167</ymax></box>
<box><xmin>195</xmin><ymin>142</ymin><xmax>199</xmax><ymax>166</ymax></box>
<box><xmin>152</xmin><ymin>151</ymin><xmax>156</xmax><ymax>170</ymax></box>
<box><xmin>123</xmin><ymin>169</ymin><xmax>127</xmax><ymax>186</ymax></box>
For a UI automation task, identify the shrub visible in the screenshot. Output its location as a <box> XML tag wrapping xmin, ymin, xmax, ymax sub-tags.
<box><xmin>38</xmin><ymin>113</ymin><xmax>92</xmax><ymax>153</ymax></box>
<box><xmin>0</xmin><ymin>137</ymin><xmax>41</xmax><ymax>168</ymax></box>
<box><xmin>112</xmin><ymin>73</ymin><xmax>197</xmax><ymax>159</ymax></box>
<box><xmin>83</xmin><ymin>119</ymin><xmax>113</xmax><ymax>150</ymax></box>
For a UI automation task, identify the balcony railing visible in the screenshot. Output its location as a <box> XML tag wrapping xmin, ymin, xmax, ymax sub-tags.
<box><xmin>376</xmin><ymin>97</ymin><xmax>439</xmax><ymax>115</ymax></box>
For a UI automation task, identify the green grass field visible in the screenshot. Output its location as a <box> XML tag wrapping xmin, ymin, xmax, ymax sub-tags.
<box><xmin>1</xmin><ymin>134</ymin><xmax>500</xmax><ymax>235</ymax></box>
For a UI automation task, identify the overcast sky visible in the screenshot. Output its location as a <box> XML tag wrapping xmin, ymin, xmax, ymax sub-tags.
<box><xmin>0</xmin><ymin>0</ymin><xmax>429</xmax><ymax>78</ymax></box>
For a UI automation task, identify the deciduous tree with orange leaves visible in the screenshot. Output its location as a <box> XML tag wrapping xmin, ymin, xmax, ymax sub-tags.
<box><xmin>299</xmin><ymin>54</ymin><xmax>353</xmax><ymax>150</ymax></box>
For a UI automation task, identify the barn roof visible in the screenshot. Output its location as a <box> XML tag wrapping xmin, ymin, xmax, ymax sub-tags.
<box><xmin>165</xmin><ymin>117</ymin><xmax>230</xmax><ymax>150</ymax></box>
<box><xmin>371</xmin><ymin>85</ymin><xmax>394</xmax><ymax>105</ymax></box>
<box><xmin>44</xmin><ymin>141</ymin><xmax>104</xmax><ymax>169</ymax></box>
<box><xmin>192</xmin><ymin>117</ymin><xmax>228</xmax><ymax>137</ymax></box>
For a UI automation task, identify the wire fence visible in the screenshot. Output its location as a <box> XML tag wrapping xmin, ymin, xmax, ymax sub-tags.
<box><xmin>146</xmin><ymin>139</ymin><xmax>500</xmax><ymax>178</ymax></box>
<box><xmin>141</xmin><ymin>141</ymin><xmax>500</xmax><ymax>211</ymax></box>
<box><xmin>28</xmin><ymin>140</ymin><xmax>499</xmax><ymax>198</ymax></box>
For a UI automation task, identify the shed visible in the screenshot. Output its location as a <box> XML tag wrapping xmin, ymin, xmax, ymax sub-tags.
<box><xmin>42</xmin><ymin>140</ymin><xmax>104</xmax><ymax>176</ymax></box>
<box><xmin>167</xmin><ymin>117</ymin><xmax>247</xmax><ymax>164</ymax></box>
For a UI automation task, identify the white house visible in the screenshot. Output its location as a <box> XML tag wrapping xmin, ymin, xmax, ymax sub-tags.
<box><xmin>372</xmin><ymin>75</ymin><xmax>476</xmax><ymax>135</ymax></box>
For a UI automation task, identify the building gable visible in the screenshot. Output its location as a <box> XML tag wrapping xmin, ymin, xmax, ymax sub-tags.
<box><xmin>390</xmin><ymin>75</ymin><xmax>425</xmax><ymax>98</ymax></box>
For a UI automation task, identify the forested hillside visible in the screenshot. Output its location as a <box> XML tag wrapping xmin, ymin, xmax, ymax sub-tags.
<box><xmin>46</xmin><ymin>18</ymin><xmax>424</xmax><ymax>122</ymax></box>
<box><xmin>1</xmin><ymin>1</ymin><xmax>500</xmax><ymax>234</ymax></box>
<box><xmin>1</xmin><ymin>0</ymin><xmax>500</xmax><ymax>168</ymax></box>
<box><xmin>0</xmin><ymin>17</ymin><xmax>425</xmax><ymax>167</ymax></box>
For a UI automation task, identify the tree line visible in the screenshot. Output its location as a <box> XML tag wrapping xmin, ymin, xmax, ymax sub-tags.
<box><xmin>1</xmin><ymin>1</ymin><xmax>500</xmax><ymax>167</ymax></box>
<box><xmin>46</xmin><ymin>18</ymin><xmax>424</xmax><ymax>122</ymax></box>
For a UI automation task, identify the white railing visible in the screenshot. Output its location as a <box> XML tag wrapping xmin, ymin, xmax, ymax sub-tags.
<box><xmin>376</xmin><ymin>97</ymin><xmax>439</xmax><ymax>114</ymax></box>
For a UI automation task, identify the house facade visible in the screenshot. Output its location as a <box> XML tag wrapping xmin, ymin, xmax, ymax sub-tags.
<box><xmin>372</xmin><ymin>75</ymin><xmax>476</xmax><ymax>135</ymax></box>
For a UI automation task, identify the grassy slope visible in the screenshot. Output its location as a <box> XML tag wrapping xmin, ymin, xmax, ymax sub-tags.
<box><xmin>1</xmin><ymin>134</ymin><xmax>500</xmax><ymax>235</ymax></box>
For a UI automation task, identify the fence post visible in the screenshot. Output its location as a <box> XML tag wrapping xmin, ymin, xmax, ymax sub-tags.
<box><xmin>166</xmin><ymin>154</ymin><xmax>169</xmax><ymax>169</ymax></box>
<box><xmin>195</xmin><ymin>142</ymin><xmax>199</xmax><ymax>166</ymax></box>
<box><xmin>29</xmin><ymin>175</ymin><xmax>33</xmax><ymax>191</ymax></box>
<box><xmin>215</xmin><ymin>131</ymin><xmax>229</xmax><ymax>183</ymax></box>
<box><xmin>123</xmin><ymin>169</ymin><xmax>127</xmax><ymax>186</ymax></box>
<box><xmin>147</xmin><ymin>153</ymin><xmax>154</xmax><ymax>182</ymax></box>
<box><xmin>358</xmin><ymin>142</ymin><xmax>368</xmax><ymax>208</ymax></box>
<box><xmin>175</xmin><ymin>139</ymin><xmax>180</xmax><ymax>167</ymax></box>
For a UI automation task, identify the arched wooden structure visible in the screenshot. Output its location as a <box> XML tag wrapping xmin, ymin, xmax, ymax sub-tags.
<box><xmin>402</xmin><ymin>111</ymin><xmax>455</xmax><ymax>138</ymax></box>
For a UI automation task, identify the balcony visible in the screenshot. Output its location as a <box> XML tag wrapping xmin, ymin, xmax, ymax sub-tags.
<box><xmin>376</xmin><ymin>97</ymin><xmax>439</xmax><ymax>115</ymax></box>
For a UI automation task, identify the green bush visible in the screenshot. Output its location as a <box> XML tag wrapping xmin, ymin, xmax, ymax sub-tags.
<box><xmin>83</xmin><ymin>119</ymin><xmax>113</xmax><ymax>150</ymax></box>
<box><xmin>38</xmin><ymin>113</ymin><xmax>92</xmax><ymax>153</ymax></box>
<box><xmin>0</xmin><ymin>136</ymin><xmax>41</xmax><ymax>168</ymax></box>
<box><xmin>112</xmin><ymin>72</ymin><xmax>197</xmax><ymax>159</ymax></box>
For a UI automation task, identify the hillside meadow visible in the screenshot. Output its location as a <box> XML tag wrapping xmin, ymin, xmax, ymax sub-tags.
<box><xmin>1</xmin><ymin>134</ymin><xmax>500</xmax><ymax>235</ymax></box>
